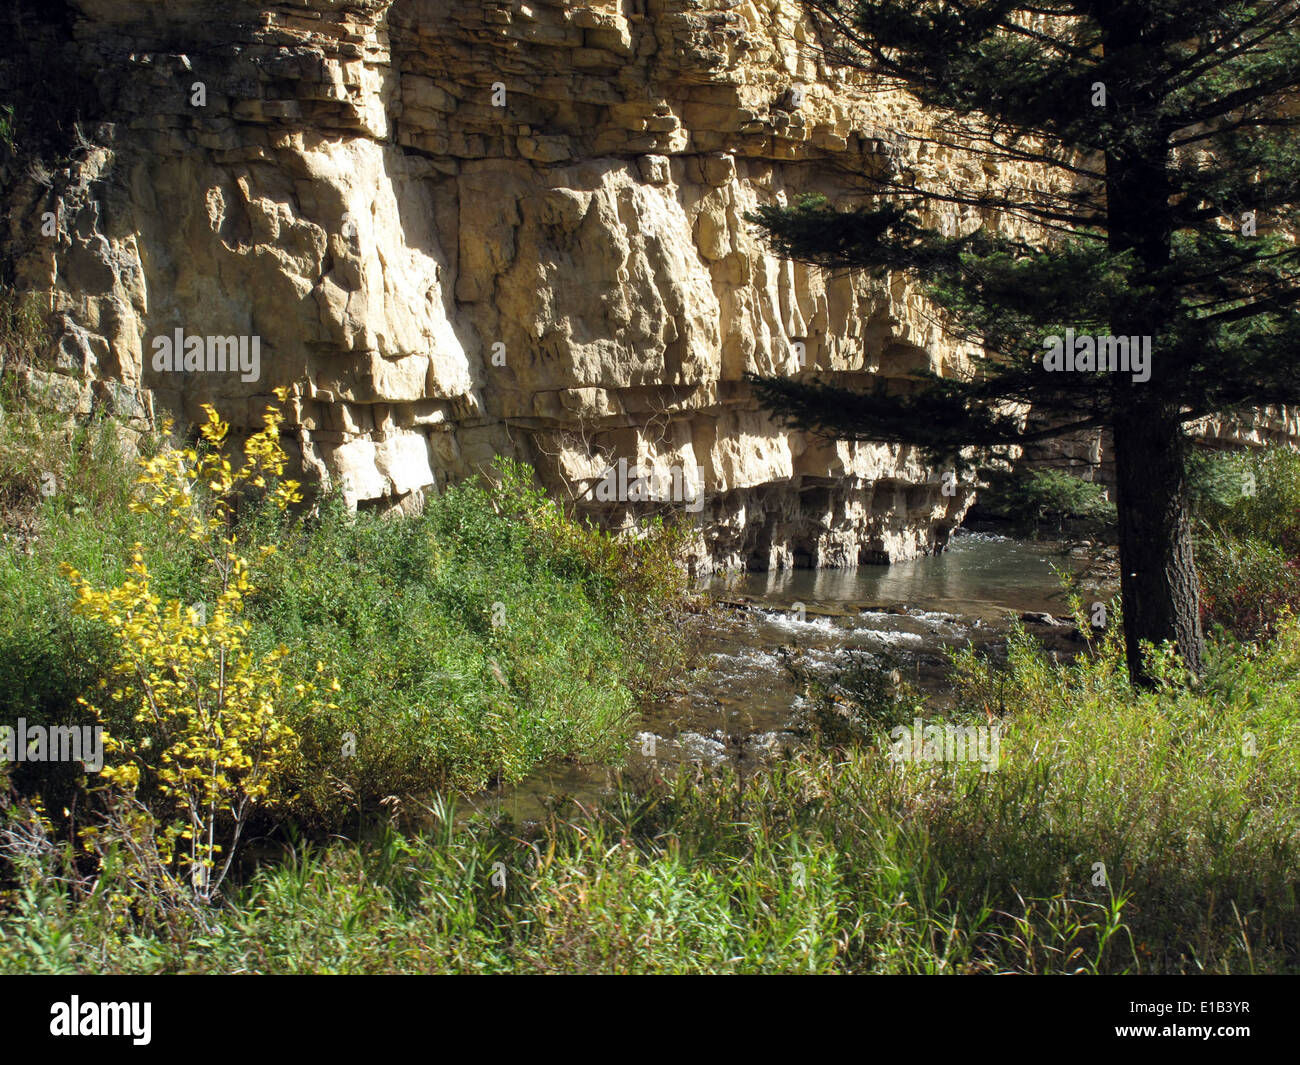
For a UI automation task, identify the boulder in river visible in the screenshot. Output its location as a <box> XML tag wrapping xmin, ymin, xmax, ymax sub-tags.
<box><xmin>1020</xmin><ymin>611</ymin><xmax>1064</xmax><ymax>626</ymax></box>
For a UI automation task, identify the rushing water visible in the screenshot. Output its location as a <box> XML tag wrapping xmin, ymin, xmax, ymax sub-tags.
<box><xmin>463</xmin><ymin>530</ymin><xmax>1115</xmax><ymax>822</ymax></box>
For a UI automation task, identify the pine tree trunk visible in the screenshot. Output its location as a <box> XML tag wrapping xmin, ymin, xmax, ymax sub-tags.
<box><xmin>1110</xmin><ymin>404</ymin><xmax>1204</xmax><ymax>684</ymax></box>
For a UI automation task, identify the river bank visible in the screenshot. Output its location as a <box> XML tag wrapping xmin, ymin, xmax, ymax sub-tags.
<box><xmin>7</xmin><ymin>447</ymin><xmax>1300</xmax><ymax>974</ymax></box>
<box><xmin>465</xmin><ymin>529</ymin><xmax>1118</xmax><ymax>822</ymax></box>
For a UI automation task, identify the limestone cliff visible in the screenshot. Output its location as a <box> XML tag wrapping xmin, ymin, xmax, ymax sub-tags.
<box><xmin>1</xmin><ymin>0</ymin><xmax>1024</xmax><ymax>572</ymax></box>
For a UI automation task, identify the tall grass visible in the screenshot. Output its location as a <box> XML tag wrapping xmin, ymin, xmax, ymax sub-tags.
<box><xmin>5</xmin><ymin>612</ymin><xmax>1297</xmax><ymax>974</ymax></box>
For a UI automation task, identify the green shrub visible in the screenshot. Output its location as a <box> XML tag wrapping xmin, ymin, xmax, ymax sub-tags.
<box><xmin>782</xmin><ymin>646</ymin><xmax>921</xmax><ymax>748</ymax></box>
<box><xmin>247</xmin><ymin>481</ymin><xmax>668</xmax><ymax>822</ymax></box>
<box><xmin>1190</xmin><ymin>447</ymin><xmax>1300</xmax><ymax>639</ymax></box>
<box><xmin>974</xmin><ymin>467</ymin><xmax>1116</xmax><ymax>535</ymax></box>
<box><xmin>0</xmin><ymin>104</ymin><xmax>15</xmax><ymax>155</ymax></box>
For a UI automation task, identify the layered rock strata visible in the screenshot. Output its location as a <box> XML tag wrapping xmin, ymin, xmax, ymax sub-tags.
<box><xmin>0</xmin><ymin>0</ymin><xmax>1105</xmax><ymax>571</ymax></box>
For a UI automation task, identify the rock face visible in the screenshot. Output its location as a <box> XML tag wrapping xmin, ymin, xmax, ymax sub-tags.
<box><xmin>1026</xmin><ymin>406</ymin><xmax>1300</xmax><ymax>492</ymax></box>
<box><xmin>2</xmin><ymin>0</ymin><xmax>1015</xmax><ymax>572</ymax></box>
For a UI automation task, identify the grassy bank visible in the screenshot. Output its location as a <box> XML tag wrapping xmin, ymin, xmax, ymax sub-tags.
<box><xmin>4</xmin><ymin>610</ymin><xmax>1299</xmax><ymax>973</ymax></box>
<box><xmin>0</xmin><ymin>432</ymin><xmax>686</xmax><ymax>813</ymax></box>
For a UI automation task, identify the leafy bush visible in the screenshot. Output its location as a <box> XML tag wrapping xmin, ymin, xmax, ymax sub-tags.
<box><xmin>974</xmin><ymin>467</ymin><xmax>1116</xmax><ymax>535</ymax></box>
<box><xmin>781</xmin><ymin>646</ymin><xmax>920</xmax><ymax>748</ymax></box>
<box><xmin>1190</xmin><ymin>447</ymin><xmax>1300</xmax><ymax>640</ymax></box>
<box><xmin>61</xmin><ymin>395</ymin><xmax>313</xmax><ymax>902</ymax></box>
<box><xmin>225</xmin><ymin>456</ymin><xmax>688</xmax><ymax>824</ymax></box>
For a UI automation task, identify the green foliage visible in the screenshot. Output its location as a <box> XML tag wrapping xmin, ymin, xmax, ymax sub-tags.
<box><xmin>1190</xmin><ymin>447</ymin><xmax>1300</xmax><ymax>639</ymax></box>
<box><xmin>6</xmin><ymin>617</ymin><xmax>1300</xmax><ymax>973</ymax></box>
<box><xmin>0</xmin><ymin>287</ymin><xmax>43</xmax><ymax>368</ymax></box>
<box><xmin>249</xmin><ymin>477</ymin><xmax>675</xmax><ymax>822</ymax></box>
<box><xmin>975</xmin><ymin>467</ymin><xmax>1116</xmax><ymax>535</ymax></box>
<box><xmin>1192</xmin><ymin>447</ymin><xmax>1300</xmax><ymax>554</ymax></box>
<box><xmin>782</xmin><ymin>646</ymin><xmax>920</xmax><ymax>748</ymax></box>
<box><xmin>0</xmin><ymin>103</ymin><xmax>15</xmax><ymax>155</ymax></box>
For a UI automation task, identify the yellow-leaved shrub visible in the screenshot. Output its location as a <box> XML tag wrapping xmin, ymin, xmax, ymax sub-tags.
<box><xmin>60</xmin><ymin>389</ymin><xmax>332</xmax><ymax>903</ymax></box>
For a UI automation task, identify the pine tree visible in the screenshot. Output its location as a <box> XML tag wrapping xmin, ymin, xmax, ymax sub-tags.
<box><xmin>749</xmin><ymin>0</ymin><xmax>1300</xmax><ymax>684</ymax></box>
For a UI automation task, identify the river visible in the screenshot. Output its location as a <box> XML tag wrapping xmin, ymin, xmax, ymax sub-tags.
<box><xmin>465</xmin><ymin>529</ymin><xmax>1116</xmax><ymax>821</ymax></box>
